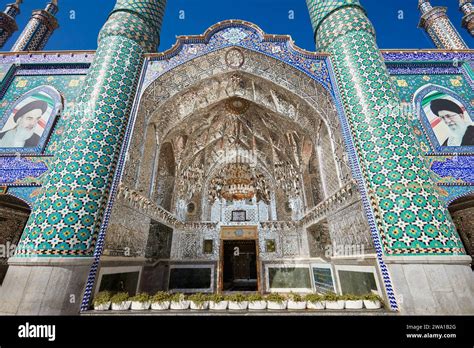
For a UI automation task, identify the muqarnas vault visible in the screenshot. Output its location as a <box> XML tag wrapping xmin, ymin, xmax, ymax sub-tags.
<box><xmin>0</xmin><ymin>0</ymin><xmax>473</xmax><ymax>315</ymax></box>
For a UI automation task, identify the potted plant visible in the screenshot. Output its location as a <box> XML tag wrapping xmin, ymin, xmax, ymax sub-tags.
<box><xmin>248</xmin><ymin>293</ymin><xmax>267</xmax><ymax>310</ymax></box>
<box><xmin>344</xmin><ymin>294</ymin><xmax>363</xmax><ymax>309</ymax></box>
<box><xmin>305</xmin><ymin>293</ymin><xmax>325</xmax><ymax>310</ymax></box>
<box><xmin>189</xmin><ymin>293</ymin><xmax>210</xmax><ymax>310</ymax></box>
<box><xmin>363</xmin><ymin>293</ymin><xmax>383</xmax><ymax>310</ymax></box>
<box><xmin>110</xmin><ymin>292</ymin><xmax>131</xmax><ymax>311</ymax></box>
<box><xmin>287</xmin><ymin>293</ymin><xmax>306</xmax><ymax>310</ymax></box>
<box><xmin>93</xmin><ymin>291</ymin><xmax>111</xmax><ymax>311</ymax></box>
<box><xmin>209</xmin><ymin>294</ymin><xmax>228</xmax><ymax>311</ymax></box>
<box><xmin>266</xmin><ymin>293</ymin><xmax>287</xmax><ymax>310</ymax></box>
<box><xmin>151</xmin><ymin>291</ymin><xmax>171</xmax><ymax>310</ymax></box>
<box><xmin>170</xmin><ymin>293</ymin><xmax>190</xmax><ymax>310</ymax></box>
<box><xmin>324</xmin><ymin>292</ymin><xmax>344</xmax><ymax>310</ymax></box>
<box><xmin>130</xmin><ymin>292</ymin><xmax>151</xmax><ymax>310</ymax></box>
<box><xmin>227</xmin><ymin>293</ymin><xmax>248</xmax><ymax>310</ymax></box>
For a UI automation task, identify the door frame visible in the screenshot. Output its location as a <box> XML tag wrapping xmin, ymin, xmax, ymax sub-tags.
<box><xmin>218</xmin><ymin>226</ymin><xmax>260</xmax><ymax>293</ymax></box>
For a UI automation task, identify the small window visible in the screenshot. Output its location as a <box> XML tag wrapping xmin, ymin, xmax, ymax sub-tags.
<box><xmin>231</xmin><ymin>210</ymin><xmax>246</xmax><ymax>222</ymax></box>
<box><xmin>187</xmin><ymin>202</ymin><xmax>196</xmax><ymax>214</ymax></box>
<box><xmin>203</xmin><ymin>240</ymin><xmax>213</xmax><ymax>254</ymax></box>
<box><xmin>265</xmin><ymin>239</ymin><xmax>276</xmax><ymax>253</ymax></box>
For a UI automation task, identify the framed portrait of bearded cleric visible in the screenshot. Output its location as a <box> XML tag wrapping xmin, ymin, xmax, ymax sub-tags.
<box><xmin>0</xmin><ymin>85</ymin><xmax>63</xmax><ymax>154</ymax></box>
<box><xmin>415</xmin><ymin>84</ymin><xmax>474</xmax><ymax>153</ymax></box>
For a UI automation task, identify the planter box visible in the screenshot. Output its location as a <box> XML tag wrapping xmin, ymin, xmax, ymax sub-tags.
<box><xmin>307</xmin><ymin>301</ymin><xmax>325</xmax><ymax>310</ymax></box>
<box><xmin>209</xmin><ymin>301</ymin><xmax>228</xmax><ymax>310</ymax></box>
<box><xmin>93</xmin><ymin>302</ymin><xmax>110</xmax><ymax>311</ymax></box>
<box><xmin>345</xmin><ymin>300</ymin><xmax>363</xmax><ymax>310</ymax></box>
<box><xmin>364</xmin><ymin>300</ymin><xmax>382</xmax><ymax>309</ymax></box>
<box><xmin>287</xmin><ymin>301</ymin><xmax>306</xmax><ymax>310</ymax></box>
<box><xmin>248</xmin><ymin>301</ymin><xmax>267</xmax><ymax>310</ymax></box>
<box><xmin>267</xmin><ymin>301</ymin><xmax>287</xmax><ymax>310</ymax></box>
<box><xmin>151</xmin><ymin>301</ymin><xmax>170</xmax><ymax>310</ymax></box>
<box><xmin>228</xmin><ymin>301</ymin><xmax>248</xmax><ymax>310</ymax></box>
<box><xmin>131</xmin><ymin>301</ymin><xmax>151</xmax><ymax>310</ymax></box>
<box><xmin>325</xmin><ymin>300</ymin><xmax>344</xmax><ymax>310</ymax></box>
<box><xmin>170</xmin><ymin>300</ymin><xmax>190</xmax><ymax>310</ymax></box>
<box><xmin>190</xmin><ymin>301</ymin><xmax>209</xmax><ymax>310</ymax></box>
<box><xmin>111</xmin><ymin>301</ymin><xmax>131</xmax><ymax>311</ymax></box>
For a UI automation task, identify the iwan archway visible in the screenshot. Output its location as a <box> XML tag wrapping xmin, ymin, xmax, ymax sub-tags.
<box><xmin>86</xmin><ymin>21</ymin><xmax>397</xmax><ymax>311</ymax></box>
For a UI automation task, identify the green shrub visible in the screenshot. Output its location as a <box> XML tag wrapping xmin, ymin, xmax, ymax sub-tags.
<box><xmin>208</xmin><ymin>293</ymin><xmax>226</xmax><ymax>303</ymax></box>
<box><xmin>170</xmin><ymin>293</ymin><xmax>185</xmax><ymax>302</ymax></box>
<box><xmin>151</xmin><ymin>291</ymin><xmax>171</xmax><ymax>303</ymax></box>
<box><xmin>288</xmin><ymin>292</ymin><xmax>304</xmax><ymax>302</ymax></box>
<box><xmin>227</xmin><ymin>293</ymin><xmax>247</xmax><ymax>302</ymax></box>
<box><xmin>129</xmin><ymin>293</ymin><xmax>151</xmax><ymax>302</ymax></box>
<box><xmin>188</xmin><ymin>293</ymin><xmax>209</xmax><ymax>304</ymax></box>
<box><xmin>363</xmin><ymin>293</ymin><xmax>382</xmax><ymax>302</ymax></box>
<box><xmin>110</xmin><ymin>292</ymin><xmax>129</xmax><ymax>304</ymax></box>
<box><xmin>305</xmin><ymin>293</ymin><xmax>324</xmax><ymax>303</ymax></box>
<box><xmin>342</xmin><ymin>294</ymin><xmax>361</xmax><ymax>301</ymax></box>
<box><xmin>247</xmin><ymin>293</ymin><xmax>264</xmax><ymax>302</ymax></box>
<box><xmin>322</xmin><ymin>292</ymin><xmax>340</xmax><ymax>301</ymax></box>
<box><xmin>93</xmin><ymin>291</ymin><xmax>111</xmax><ymax>305</ymax></box>
<box><xmin>266</xmin><ymin>293</ymin><xmax>285</xmax><ymax>303</ymax></box>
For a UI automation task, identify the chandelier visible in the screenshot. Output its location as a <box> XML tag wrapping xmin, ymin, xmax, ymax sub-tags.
<box><xmin>220</xmin><ymin>163</ymin><xmax>255</xmax><ymax>201</ymax></box>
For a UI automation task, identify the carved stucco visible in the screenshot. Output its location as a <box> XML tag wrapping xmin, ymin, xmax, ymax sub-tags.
<box><xmin>124</xmin><ymin>48</ymin><xmax>352</xmax><ymax>199</ymax></box>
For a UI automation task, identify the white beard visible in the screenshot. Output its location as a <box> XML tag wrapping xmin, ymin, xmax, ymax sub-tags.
<box><xmin>447</xmin><ymin>123</ymin><xmax>468</xmax><ymax>146</ymax></box>
<box><xmin>0</xmin><ymin>127</ymin><xmax>35</xmax><ymax>147</ymax></box>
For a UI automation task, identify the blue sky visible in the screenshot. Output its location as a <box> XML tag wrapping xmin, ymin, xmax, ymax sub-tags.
<box><xmin>3</xmin><ymin>0</ymin><xmax>473</xmax><ymax>52</ymax></box>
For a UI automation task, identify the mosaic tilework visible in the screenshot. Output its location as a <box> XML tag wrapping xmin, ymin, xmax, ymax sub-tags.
<box><xmin>316</xmin><ymin>6</ymin><xmax>375</xmax><ymax>50</ymax></box>
<box><xmin>16</xmin><ymin>0</ymin><xmax>166</xmax><ymax>257</ymax></box>
<box><xmin>306</xmin><ymin>0</ymin><xmax>362</xmax><ymax>35</ymax></box>
<box><xmin>460</xmin><ymin>1</ymin><xmax>474</xmax><ymax>36</ymax></box>
<box><xmin>11</xmin><ymin>9</ymin><xmax>58</xmax><ymax>52</ymax></box>
<box><xmin>102</xmin><ymin>0</ymin><xmax>167</xmax><ymax>51</ymax></box>
<box><xmin>441</xmin><ymin>185</ymin><xmax>474</xmax><ymax>205</ymax></box>
<box><xmin>6</xmin><ymin>186</ymin><xmax>40</xmax><ymax>207</ymax></box>
<box><xmin>0</xmin><ymin>9</ymin><xmax>18</xmax><ymax>49</ymax></box>
<box><xmin>419</xmin><ymin>6</ymin><xmax>468</xmax><ymax>50</ymax></box>
<box><xmin>0</xmin><ymin>73</ymin><xmax>86</xmax><ymax>191</ymax></box>
<box><xmin>308</xmin><ymin>4</ymin><xmax>465</xmax><ymax>256</ymax></box>
<box><xmin>15</xmin><ymin>38</ymin><xmax>143</xmax><ymax>256</ymax></box>
<box><xmin>0</xmin><ymin>157</ymin><xmax>49</xmax><ymax>185</ymax></box>
<box><xmin>411</xmin><ymin>83</ymin><xmax>473</xmax><ymax>154</ymax></box>
<box><xmin>386</xmin><ymin>63</ymin><xmax>474</xmax><ymax>205</ymax></box>
<box><xmin>142</xmin><ymin>23</ymin><xmax>332</xmax><ymax>94</ymax></box>
<box><xmin>113</xmin><ymin>0</ymin><xmax>166</xmax><ymax>32</ymax></box>
<box><xmin>430</xmin><ymin>156</ymin><xmax>474</xmax><ymax>184</ymax></box>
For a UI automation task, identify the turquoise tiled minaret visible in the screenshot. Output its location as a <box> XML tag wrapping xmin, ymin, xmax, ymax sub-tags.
<box><xmin>0</xmin><ymin>1</ymin><xmax>21</xmax><ymax>49</ymax></box>
<box><xmin>15</xmin><ymin>0</ymin><xmax>167</xmax><ymax>257</ymax></box>
<box><xmin>306</xmin><ymin>0</ymin><xmax>465</xmax><ymax>257</ymax></box>
<box><xmin>417</xmin><ymin>0</ymin><xmax>468</xmax><ymax>49</ymax></box>
<box><xmin>10</xmin><ymin>1</ymin><xmax>59</xmax><ymax>51</ymax></box>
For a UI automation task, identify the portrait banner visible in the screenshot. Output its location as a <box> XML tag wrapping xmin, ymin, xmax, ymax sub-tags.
<box><xmin>0</xmin><ymin>85</ymin><xmax>63</xmax><ymax>154</ymax></box>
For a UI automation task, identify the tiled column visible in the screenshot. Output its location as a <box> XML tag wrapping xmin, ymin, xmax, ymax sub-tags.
<box><xmin>306</xmin><ymin>0</ymin><xmax>473</xmax><ymax>314</ymax></box>
<box><xmin>418</xmin><ymin>0</ymin><xmax>468</xmax><ymax>49</ymax></box>
<box><xmin>0</xmin><ymin>0</ymin><xmax>167</xmax><ymax>315</ymax></box>
<box><xmin>460</xmin><ymin>0</ymin><xmax>474</xmax><ymax>37</ymax></box>
<box><xmin>10</xmin><ymin>1</ymin><xmax>58</xmax><ymax>51</ymax></box>
<box><xmin>0</xmin><ymin>1</ymin><xmax>21</xmax><ymax>49</ymax></box>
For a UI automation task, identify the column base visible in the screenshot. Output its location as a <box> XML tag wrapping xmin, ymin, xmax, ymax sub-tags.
<box><xmin>384</xmin><ymin>255</ymin><xmax>474</xmax><ymax>314</ymax></box>
<box><xmin>0</xmin><ymin>257</ymin><xmax>93</xmax><ymax>315</ymax></box>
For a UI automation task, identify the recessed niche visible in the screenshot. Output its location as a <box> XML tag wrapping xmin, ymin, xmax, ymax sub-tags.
<box><xmin>203</xmin><ymin>240</ymin><xmax>213</xmax><ymax>254</ymax></box>
<box><xmin>265</xmin><ymin>239</ymin><xmax>276</xmax><ymax>252</ymax></box>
